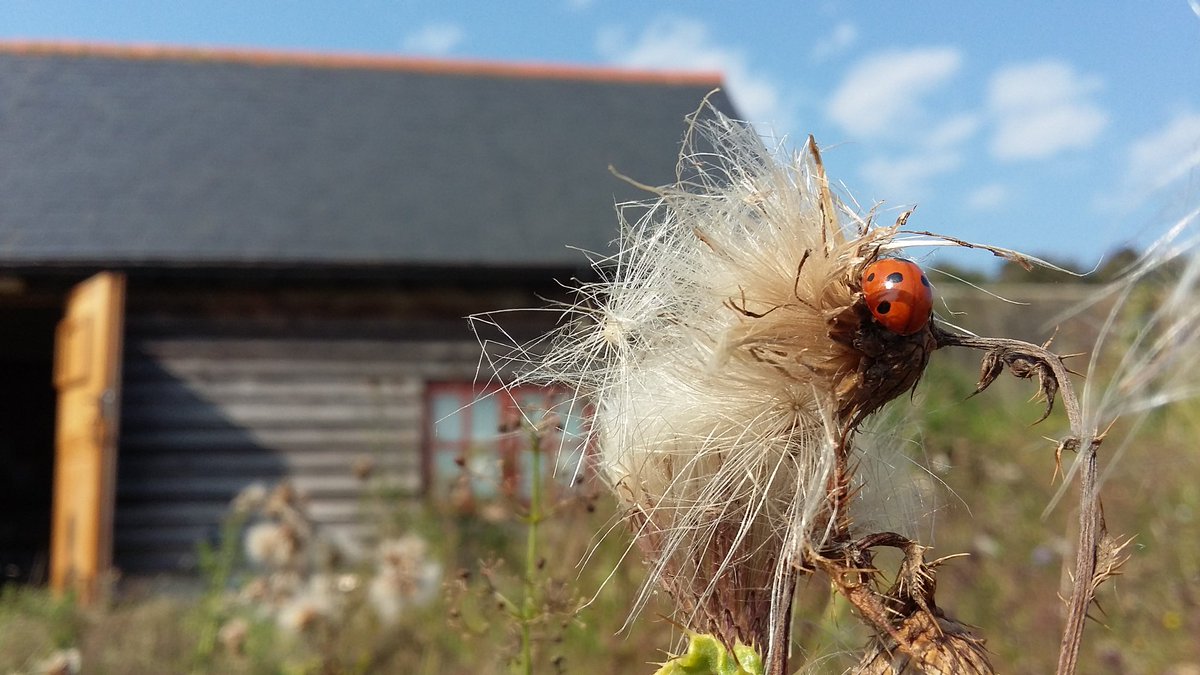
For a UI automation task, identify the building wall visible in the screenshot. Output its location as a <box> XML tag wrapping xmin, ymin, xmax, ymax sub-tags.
<box><xmin>112</xmin><ymin>282</ymin><xmax>559</xmax><ymax>574</ymax></box>
<box><xmin>108</xmin><ymin>280</ymin><xmax>1108</xmax><ymax>574</ymax></box>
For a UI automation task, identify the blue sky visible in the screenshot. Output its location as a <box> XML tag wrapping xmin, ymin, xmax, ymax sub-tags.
<box><xmin>4</xmin><ymin>1</ymin><xmax>1200</xmax><ymax>270</ymax></box>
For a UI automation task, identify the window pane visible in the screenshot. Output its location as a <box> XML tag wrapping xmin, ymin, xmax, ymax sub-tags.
<box><xmin>431</xmin><ymin>393</ymin><xmax>463</xmax><ymax>442</ymax></box>
<box><xmin>517</xmin><ymin>390</ymin><xmax>547</xmax><ymax>412</ymax></box>
<box><xmin>435</xmin><ymin>450</ymin><xmax>461</xmax><ymax>492</ymax></box>
<box><xmin>425</xmin><ymin>383</ymin><xmax>590</xmax><ymax>500</ymax></box>
<box><xmin>466</xmin><ymin>446</ymin><xmax>500</xmax><ymax>499</ymax></box>
<box><xmin>469</xmin><ymin>395</ymin><xmax>500</xmax><ymax>443</ymax></box>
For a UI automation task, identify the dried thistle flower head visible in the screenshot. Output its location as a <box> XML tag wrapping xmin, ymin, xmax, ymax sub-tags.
<box><xmin>368</xmin><ymin>535</ymin><xmax>442</xmax><ymax>623</ymax></box>
<box><xmin>477</xmin><ymin>92</ymin><xmax>1200</xmax><ymax>672</ymax></box>
<box><xmin>218</xmin><ymin>617</ymin><xmax>250</xmax><ymax>656</ymax></box>
<box><xmin>244</xmin><ymin>521</ymin><xmax>302</xmax><ymax>570</ymax></box>
<box><xmin>501</xmin><ymin>104</ymin><xmax>942</xmax><ymax>662</ymax></box>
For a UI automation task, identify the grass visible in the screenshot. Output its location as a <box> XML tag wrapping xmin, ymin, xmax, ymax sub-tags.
<box><xmin>2</xmin><ymin>360</ymin><xmax>1199</xmax><ymax>673</ymax></box>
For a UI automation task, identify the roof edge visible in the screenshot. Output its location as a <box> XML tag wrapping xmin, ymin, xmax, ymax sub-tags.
<box><xmin>0</xmin><ymin>260</ymin><xmax>599</xmax><ymax>286</ymax></box>
<box><xmin>0</xmin><ymin>39</ymin><xmax>727</xmax><ymax>86</ymax></box>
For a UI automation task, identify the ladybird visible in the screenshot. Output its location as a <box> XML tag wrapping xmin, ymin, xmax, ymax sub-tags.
<box><xmin>860</xmin><ymin>258</ymin><xmax>933</xmax><ymax>335</ymax></box>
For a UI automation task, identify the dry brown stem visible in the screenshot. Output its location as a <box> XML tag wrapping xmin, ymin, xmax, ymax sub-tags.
<box><xmin>800</xmin><ymin>413</ymin><xmax>991</xmax><ymax>672</ymax></box>
<box><xmin>815</xmin><ymin>317</ymin><xmax>1118</xmax><ymax>673</ymax></box>
<box><xmin>810</xmin><ymin>533</ymin><xmax>992</xmax><ymax>674</ymax></box>
<box><xmin>930</xmin><ymin>322</ymin><xmax>1114</xmax><ymax>675</ymax></box>
<box><xmin>624</xmin><ymin>505</ymin><xmax>797</xmax><ymax>673</ymax></box>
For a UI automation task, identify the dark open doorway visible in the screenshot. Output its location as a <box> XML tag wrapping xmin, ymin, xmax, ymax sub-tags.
<box><xmin>0</xmin><ymin>301</ymin><xmax>61</xmax><ymax>585</ymax></box>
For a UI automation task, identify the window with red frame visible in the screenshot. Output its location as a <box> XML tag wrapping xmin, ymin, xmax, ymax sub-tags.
<box><xmin>424</xmin><ymin>382</ymin><xmax>589</xmax><ymax>501</ymax></box>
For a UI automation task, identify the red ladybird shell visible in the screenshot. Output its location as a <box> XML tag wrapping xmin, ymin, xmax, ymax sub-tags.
<box><xmin>860</xmin><ymin>259</ymin><xmax>933</xmax><ymax>335</ymax></box>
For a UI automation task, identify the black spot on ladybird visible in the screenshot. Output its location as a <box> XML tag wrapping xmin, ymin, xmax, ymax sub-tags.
<box><xmin>866</xmin><ymin>272</ymin><xmax>876</xmax><ymax>282</ymax></box>
<box><xmin>876</xmin><ymin>300</ymin><xmax>892</xmax><ymax>315</ymax></box>
<box><xmin>921</xmin><ymin>275</ymin><xmax>931</xmax><ymax>288</ymax></box>
<box><xmin>886</xmin><ymin>272</ymin><xmax>904</xmax><ymax>284</ymax></box>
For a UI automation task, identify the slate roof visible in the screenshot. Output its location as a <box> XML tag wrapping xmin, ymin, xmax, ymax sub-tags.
<box><xmin>0</xmin><ymin>42</ymin><xmax>736</xmax><ymax>270</ymax></box>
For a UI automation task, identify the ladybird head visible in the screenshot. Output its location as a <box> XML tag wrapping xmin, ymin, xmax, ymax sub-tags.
<box><xmin>860</xmin><ymin>258</ymin><xmax>933</xmax><ymax>335</ymax></box>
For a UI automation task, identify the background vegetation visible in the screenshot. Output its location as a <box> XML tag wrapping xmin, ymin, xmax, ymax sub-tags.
<box><xmin>2</xmin><ymin>278</ymin><xmax>1199</xmax><ymax>674</ymax></box>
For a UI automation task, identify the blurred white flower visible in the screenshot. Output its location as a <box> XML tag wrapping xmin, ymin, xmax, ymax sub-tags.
<box><xmin>244</xmin><ymin>522</ymin><xmax>300</xmax><ymax>570</ymax></box>
<box><xmin>34</xmin><ymin>648</ymin><xmax>81</xmax><ymax>675</ymax></box>
<box><xmin>368</xmin><ymin>535</ymin><xmax>442</xmax><ymax>623</ymax></box>
<box><xmin>218</xmin><ymin>617</ymin><xmax>250</xmax><ymax>656</ymax></box>
<box><xmin>230</xmin><ymin>482</ymin><xmax>268</xmax><ymax>514</ymax></box>
<box><xmin>276</xmin><ymin>596</ymin><xmax>324</xmax><ymax>634</ymax></box>
<box><xmin>336</xmin><ymin>573</ymin><xmax>360</xmax><ymax>593</ymax></box>
<box><xmin>275</xmin><ymin>577</ymin><xmax>341</xmax><ymax>634</ymax></box>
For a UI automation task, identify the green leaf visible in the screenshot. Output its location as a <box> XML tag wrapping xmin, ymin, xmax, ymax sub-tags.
<box><xmin>651</xmin><ymin>633</ymin><xmax>764</xmax><ymax>675</ymax></box>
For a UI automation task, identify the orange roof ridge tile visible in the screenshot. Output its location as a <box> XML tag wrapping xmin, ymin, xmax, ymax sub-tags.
<box><xmin>0</xmin><ymin>39</ymin><xmax>725</xmax><ymax>86</ymax></box>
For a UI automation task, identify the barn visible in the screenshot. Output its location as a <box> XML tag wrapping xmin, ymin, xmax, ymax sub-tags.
<box><xmin>0</xmin><ymin>41</ymin><xmax>736</xmax><ymax>597</ymax></box>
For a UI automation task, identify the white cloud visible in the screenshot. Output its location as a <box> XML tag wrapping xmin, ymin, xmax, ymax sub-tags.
<box><xmin>810</xmin><ymin>22</ymin><xmax>858</xmax><ymax>62</ymax></box>
<box><xmin>964</xmin><ymin>183</ymin><xmax>1010</xmax><ymax>211</ymax></box>
<box><xmin>1124</xmin><ymin>111</ymin><xmax>1200</xmax><ymax>198</ymax></box>
<box><xmin>402</xmin><ymin>22</ymin><xmax>465</xmax><ymax>55</ymax></box>
<box><xmin>852</xmin><ymin>113</ymin><xmax>977</xmax><ymax>204</ymax></box>
<box><xmin>596</xmin><ymin>18</ymin><xmax>788</xmax><ymax>129</ymax></box>
<box><xmin>859</xmin><ymin>149</ymin><xmax>962</xmax><ymax>203</ymax></box>
<box><xmin>987</xmin><ymin>60</ymin><xmax>1108</xmax><ymax>161</ymax></box>
<box><xmin>826</xmin><ymin>47</ymin><xmax>963</xmax><ymax>138</ymax></box>
<box><xmin>925</xmin><ymin>113</ymin><xmax>981</xmax><ymax>149</ymax></box>
<box><xmin>1099</xmin><ymin>111</ymin><xmax>1200</xmax><ymax>212</ymax></box>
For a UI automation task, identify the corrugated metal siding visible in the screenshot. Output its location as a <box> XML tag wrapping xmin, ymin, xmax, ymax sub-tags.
<box><xmin>113</xmin><ymin>315</ymin><xmax>484</xmax><ymax>574</ymax></box>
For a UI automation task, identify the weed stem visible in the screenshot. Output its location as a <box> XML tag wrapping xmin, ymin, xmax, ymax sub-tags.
<box><xmin>519</xmin><ymin>428</ymin><xmax>544</xmax><ymax>675</ymax></box>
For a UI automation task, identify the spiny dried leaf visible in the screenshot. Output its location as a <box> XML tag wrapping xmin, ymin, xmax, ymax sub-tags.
<box><xmin>818</xmin><ymin>534</ymin><xmax>993</xmax><ymax>675</ymax></box>
<box><xmin>1089</xmin><ymin>533</ymin><xmax>1134</xmax><ymax>595</ymax></box>
<box><xmin>972</xmin><ymin>351</ymin><xmax>1006</xmax><ymax>396</ymax></box>
<box><xmin>940</xmin><ymin>328</ymin><xmax>1070</xmax><ymax>424</ymax></box>
<box><xmin>854</xmin><ymin>611</ymin><xmax>993</xmax><ymax>675</ymax></box>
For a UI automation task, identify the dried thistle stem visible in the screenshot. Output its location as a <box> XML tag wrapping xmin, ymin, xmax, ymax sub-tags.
<box><xmin>1056</xmin><ymin>445</ymin><xmax>1101</xmax><ymax>675</ymax></box>
<box><xmin>930</xmin><ymin>323</ymin><xmax>1106</xmax><ymax>675</ymax></box>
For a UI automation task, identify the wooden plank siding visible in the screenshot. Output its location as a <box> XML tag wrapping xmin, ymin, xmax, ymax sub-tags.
<box><xmin>103</xmin><ymin>280</ymin><xmax>1110</xmax><ymax>575</ymax></box>
<box><xmin>113</xmin><ymin>313</ymin><xmax>492</xmax><ymax>574</ymax></box>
